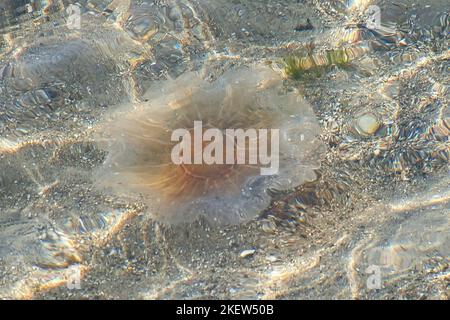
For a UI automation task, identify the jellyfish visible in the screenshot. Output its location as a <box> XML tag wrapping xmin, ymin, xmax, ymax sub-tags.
<box><xmin>95</xmin><ymin>66</ymin><xmax>324</xmax><ymax>225</ymax></box>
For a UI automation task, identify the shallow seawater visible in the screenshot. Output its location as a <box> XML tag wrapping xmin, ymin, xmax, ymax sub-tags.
<box><xmin>0</xmin><ymin>0</ymin><xmax>448</xmax><ymax>299</ymax></box>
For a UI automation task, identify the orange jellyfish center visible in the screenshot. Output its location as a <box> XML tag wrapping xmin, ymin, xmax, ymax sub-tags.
<box><xmin>178</xmin><ymin>128</ymin><xmax>236</xmax><ymax>179</ymax></box>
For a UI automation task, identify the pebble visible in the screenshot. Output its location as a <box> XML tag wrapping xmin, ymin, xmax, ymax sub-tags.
<box><xmin>239</xmin><ymin>249</ymin><xmax>256</xmax><ymax>258</ymax></box>
<box><xmin>265</xmin><ymin>255</ymin><xmax>279</xmax><ymax>262</ymax></box>
<box><xmin>354</xmin><ymin>112</ymin><xmax>381</xmax><ymax>136</ymax></box>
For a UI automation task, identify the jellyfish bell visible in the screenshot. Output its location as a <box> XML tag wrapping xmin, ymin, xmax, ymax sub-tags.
<box><xmin>95</xmin><ymin>66</ymin><xmax>324</xmax><ymax>225</ymax></box>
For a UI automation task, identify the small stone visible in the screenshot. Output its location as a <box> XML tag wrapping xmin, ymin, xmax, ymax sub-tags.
<box><xmin>239</xmin><ymin>249</ymin><xmax>256</xmax><ymax>258</ymax></box>
<box><xmin>355</xmin><ymin>112</ymin><xmax>381</xmax><ymax>136</ymax></box>
<box><xmin>266</xmin><ymin>255</ymin><xmax>278</xmax><ymax>262</ymax></box>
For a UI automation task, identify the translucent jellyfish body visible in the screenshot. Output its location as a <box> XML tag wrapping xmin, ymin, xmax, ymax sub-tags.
<box><xmin>96</xmin><ymin>66</ymin><xmax>324</xmax><ymax>224</ymax></box>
